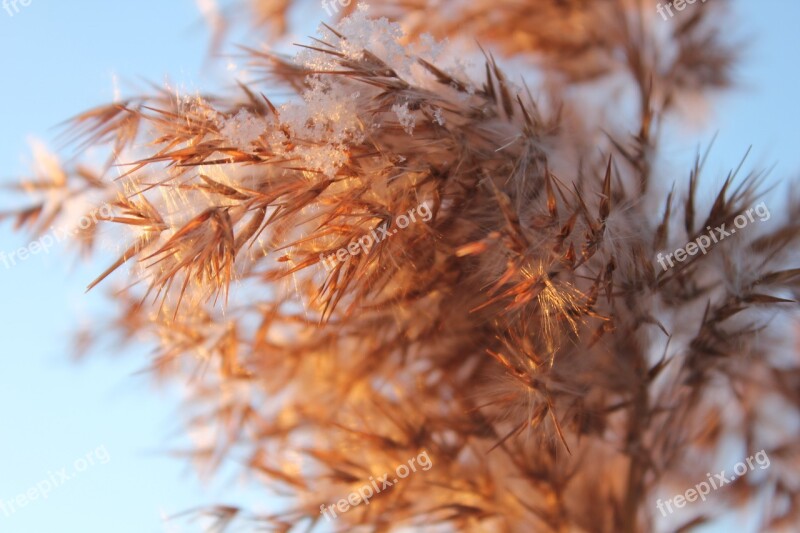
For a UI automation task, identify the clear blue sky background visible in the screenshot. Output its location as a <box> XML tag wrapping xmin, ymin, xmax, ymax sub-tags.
<box><xmin>0</xmin><ymin>1</ymin><xmax>798</xmax><ymax>532</ymax></box>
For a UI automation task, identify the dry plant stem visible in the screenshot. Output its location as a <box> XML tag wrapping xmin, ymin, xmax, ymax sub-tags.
<box><xmin>3</xmin><ymin>1</ymin><xmax>799</xmax><ymax>532</ymax></box>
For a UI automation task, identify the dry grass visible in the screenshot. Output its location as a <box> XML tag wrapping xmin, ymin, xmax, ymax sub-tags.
<box><xmin>4</xmin><ymin>0</ymin><xmax>800</xmax><ymax>531</ymax></box>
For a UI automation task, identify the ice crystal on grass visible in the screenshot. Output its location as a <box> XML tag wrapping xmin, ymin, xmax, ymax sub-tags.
<box><xmin>218</xmin><ymin>109</ymin><xmax>267</xmax><ymax>147</ymax></box>
<box><xmin>5</xmin><ymin>0</ymin><xmax>800</xmax><ymax>532</ymax></box>
<box><xmin>391</xmin><ymin>102</ymin><xmax>416</xmax><ymax>135</ymax></box>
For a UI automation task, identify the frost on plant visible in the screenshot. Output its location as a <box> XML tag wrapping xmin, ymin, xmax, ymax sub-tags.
<box><xmin>4</xmin><ymin>0</ymin><xmax>800</xmax><ymax>532</ymax></box>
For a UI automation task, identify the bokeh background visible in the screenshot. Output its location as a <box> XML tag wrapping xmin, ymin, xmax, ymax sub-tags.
<box><xmin>0</xmin><ymin>1</ymin><xmax>798</xmax><ymax>531</ymax></box>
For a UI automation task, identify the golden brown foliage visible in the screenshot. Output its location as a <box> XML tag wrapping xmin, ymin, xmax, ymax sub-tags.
<box><xmin>5</xmin><ymin>1</ymin><xmax>800</xmax><ymax>531</ymax></box>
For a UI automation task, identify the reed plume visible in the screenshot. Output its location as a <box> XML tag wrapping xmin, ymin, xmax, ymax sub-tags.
<box><xmin>4</xmin><ymin>1</ymin><xmax>800</xmax><ymax>531</ymax></box>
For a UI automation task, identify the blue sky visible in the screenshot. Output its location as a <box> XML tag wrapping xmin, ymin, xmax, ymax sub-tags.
<box><xmin>0</xmin><ymin>1</ymin><xmax>798</xmax><ymax>532</ymax></box>
<box><xmin>0</xmin><ymin>2</ymin><xmax>258</xmax><ymax>532</ymax></box>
